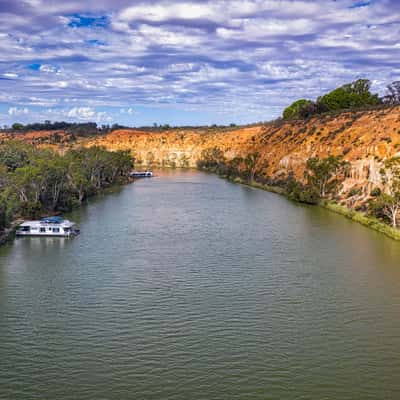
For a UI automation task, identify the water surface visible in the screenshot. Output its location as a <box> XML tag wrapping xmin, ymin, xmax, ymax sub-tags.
<box><xmin>1</xmin><ymin>170</ymin><xmax>400</xmax><ymax>399</ymax></box>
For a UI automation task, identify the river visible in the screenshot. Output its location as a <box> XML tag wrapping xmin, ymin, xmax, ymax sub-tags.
<box><xmin>1</xmin><ymin>170</ymin><xmax>400</xmax><ymax>400</ymax></box>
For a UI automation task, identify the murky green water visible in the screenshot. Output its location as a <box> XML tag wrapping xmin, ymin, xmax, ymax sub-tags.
<box><xmin>1</xmin><ymin>170</ymin><xmax>400</xmax><ymax>399</ymax></box>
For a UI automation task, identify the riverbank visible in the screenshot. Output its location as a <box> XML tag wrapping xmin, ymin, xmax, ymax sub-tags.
<box><xmin>320</xmin><ymin>201</ymin><xmax>400</xmax><ymax>241</ymax></box>
<box><xmin>227</xmin><ymin>176</ymin><xmax>400</xmax><ymax>241</ymax></box>
<box><xmin>0</xmin><ymin>180</ymin><xmax>135</xmax><ymax>247</ymax></box>
<box><xmin>0</xmin><ymin>225</ymin><xmax>17</xmax><ymax>245</ymax></box>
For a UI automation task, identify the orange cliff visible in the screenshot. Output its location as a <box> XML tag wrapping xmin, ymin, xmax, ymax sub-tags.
<box><xmin>85</xmin><ymin>106</ymin><xmax>400</xmax><ymax>195</ymax></box>
<box><xmin>2</xmin><ymin>106</ymin><xmax>400</xmax><ymax>201</ymax></box>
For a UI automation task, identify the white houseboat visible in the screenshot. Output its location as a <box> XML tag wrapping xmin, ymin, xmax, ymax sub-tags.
<box><xmin>130</xmin><ymin>170</ymin><xmax>153</xmax><ymax>178</ymax></box>
<box><xmin>16</xmin><ymin>217</ymin><xmax>80</xmax><ymax>237</ymax></box>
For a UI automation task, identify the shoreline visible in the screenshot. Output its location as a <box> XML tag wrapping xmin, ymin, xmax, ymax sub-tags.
<box><xmin>0</xmin><ymin>224</ymin><xmax>18</xmax><ymax>246</ymax></box>
<box><xmin>0</xmin><ymin>179</ymin><xmax>134</xmax><ymax>247</ymax></box>
<box><xmin>227</xmin><ymin>176</ymin><xmax>400</xmax><ymax>241</ymax></box>
<box><xmin>3</xmin><ymin>171</ymin><xmax>399</xmax><ymax>245</ymax></box>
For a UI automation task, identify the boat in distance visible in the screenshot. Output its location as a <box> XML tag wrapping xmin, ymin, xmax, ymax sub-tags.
<box><xmin>130</xmin><ymin>170</ymin><xmax>153</xmax><ymax>178</ymax></box>
<box><xmin>16</xmin><ymin>216</ymin><xmax>80</xmax><ymax>237</ymax></box>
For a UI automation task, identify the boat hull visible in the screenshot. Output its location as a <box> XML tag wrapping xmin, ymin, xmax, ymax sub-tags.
<box><xmin>16</xmin><ymin>232</ymin><xmax>79</xmax><ymax>237</ymax></box>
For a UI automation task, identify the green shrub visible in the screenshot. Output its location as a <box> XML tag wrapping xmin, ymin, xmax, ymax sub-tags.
<box><xmin>370</xmin><ymin>187</ymin><xmax>381</xmax><ymax>197</ymax></box>
<box><xmin>283</xmin><ymin>99</ymin><xmax>314</xmax><ymax>120</ymax></box>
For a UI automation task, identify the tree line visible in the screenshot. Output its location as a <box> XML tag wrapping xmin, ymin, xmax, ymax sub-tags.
<box><xmin>197</xmin><ymin>147</ymin><xmax>400</xmax><ymax>229</ymax></box>
<box><xmin>0</xmin><ymin>142</ymin><xmax>133</xmax><ymax>231</ymax></box>
<box><xmin>283</xmin><ymin>79</ymin><xmax>400</xmax><ymax>120</ymax></box>
<box><xmin>4</xmin><ymin>121</ymin><xmax>131</xmax><ymax>136</ymax></box>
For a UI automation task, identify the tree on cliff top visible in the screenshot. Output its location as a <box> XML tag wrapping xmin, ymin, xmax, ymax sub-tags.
<box><xmin>317</xmin><ymin>79</ymin><xmax>381</xmax><ymax>111</ymax></box>
<box><xmin>283</xmin><ymin>79</ymin><xmax>381</xmax><ymax>120</ymax></box>
<box><xmin>383</xmin><ymin>81</ymin><xmax>400</xmax><ymax>105</ymax></box>
<box><xmin>282</xmin><ymin>99</ymin><xmax>314</xmax><ymax>120</ymax></box>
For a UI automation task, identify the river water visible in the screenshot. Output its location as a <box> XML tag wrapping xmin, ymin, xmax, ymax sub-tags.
<box><xmin>1</xmin><ymin>170</ymin><xmax>400</xmax><ymax>400</ymax></box>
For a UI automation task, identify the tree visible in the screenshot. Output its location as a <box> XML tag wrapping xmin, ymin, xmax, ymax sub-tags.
<box><xmin>305</xmin><ymin>155</ymin><xmax>349</xmax><ymax>197</ymax></box>
<box><xmin>286</xmin><ymin>173</ymin><xmax>320</xmax><ymax>204</ymax></box>
<box><xmin>383</xmin><ymin>81</ymin><xmax>400</xmax><ymax>105</ymax></box>
<box><xmin>39</xmin><ymin>156</ymin><xmax>69</xmax><ymax>210</ymax></box>
<box><xmin>225</xmin><ymin>156</ymin><xmax>244</xmax><ymax>179</ymax></box>
<box><xmin>11</xmin><ymin>123</ymin><xmax>24</xmax><ymax>131</ymax></box>
<box><xmin>243</xmin><ymin>152</ymin><xmax>268</xmax><ymax>182</ymax></box>
<box><xmin>370</xmin><ymin>157</ymin><xmax>400</xmax><ymax>228</ymax></box>
<box><xmin>197</xmin><ymin>147</ymin><xmax>226</xmax><ymax>172</ymax></box>
<box><xmin>0</xmin><ymin>141</ymin><xmax>30</xmax><ymax>171</ymax></box>
<box><xmin>283</xmin><ymin>99</ymin><xmax>314</xmax><ymax>119</ymax></box>
<box><xmin>317</xmin><ymin>79</ymin><xmax>381</xmax><ymax>111</ymax></box>
<box><xmin>0</xmin><ymin>142</ymin><xmax>134</xmax><ymax>223</ymax></box>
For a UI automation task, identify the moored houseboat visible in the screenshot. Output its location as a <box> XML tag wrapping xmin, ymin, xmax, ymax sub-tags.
<box><xmin>16</xmin><ymin>217</ymin><xmax>80</xmax><ymax>237</ymax></box>
<box><xmin>130</xmin><ymin>170</ymin><xmax>153</xmax><ymax>178</ymax></box>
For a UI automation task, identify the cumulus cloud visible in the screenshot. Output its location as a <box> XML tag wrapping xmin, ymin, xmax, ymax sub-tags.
<box><xmin>3</xmin><ymin>72</ymin><xmax>18</xmax><ymax>78</ymax></box>
<box><xmin>66</xmin><ymin>107</ymin><xmax>111</xmax><ymax>122</ymax></box>
<box><xmin>8</xmin><ymin>107</ymin><xmax>29</xmax><ymax>116</ymax></box>
<box><xmin>0</xmin><ymin>0</ymin><xmax>399</xmax><ymax>125</ymax></box>
<box><xmin>120</xmin><ymin>107</ymin><xmax>134</xmax><ymax>115</ymax></box>
<box><xmin>39</xmin><ymin>64</ymin><xmax>59</xmax><ymax>73</ymax></box>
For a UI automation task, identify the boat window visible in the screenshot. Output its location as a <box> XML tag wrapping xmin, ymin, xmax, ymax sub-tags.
<box><xmin>40</xmin><ymin>227</ymin><xmax>46</xmax><ymax>232</ymax></box>
<box><xmin>64</xmin><ymin>227</ymin><xmax>70</xmax><ymax>232</ymax></box>
<box><xmin>52</xmin><ymin>228</ymin><xmax>60</xmax><ymax>233</ymax></box>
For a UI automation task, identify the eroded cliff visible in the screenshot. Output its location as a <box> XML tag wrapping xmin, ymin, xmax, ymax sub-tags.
<box><xmin>85</xmin><ymin>106</ymin><xmax>400</xmax><ymax>200</ymax></box>
<box><xmin>3</xmin><ymin>106</ymin><xmax>400</xmax><ymax>205</ymax></box>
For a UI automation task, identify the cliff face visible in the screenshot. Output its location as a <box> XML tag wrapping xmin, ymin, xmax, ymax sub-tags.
<box><xmin>86</xmin><ymin>106</ymin><xmax>400</xmax><ymax>199</ymax></box>
<box><xmin>3</xmin><ymin>106</ymin><xmax>400</xmax><ymax>203</ymax></box>
<box><xmin>85</xmin><ymin>126</ymin><xmax>261</xmax><ymax>168</ymax></box>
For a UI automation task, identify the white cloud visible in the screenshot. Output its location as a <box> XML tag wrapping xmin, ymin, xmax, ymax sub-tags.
<box><xmin>67</xmin><ymin>107</ymin><xmax>96</xmax><ymax>119</ymax></box>
<box><xmin>39</xmin><ymin>64</ymin><xmax>58</xmax><ymax>73</ymax></box>
<box><xmin>66</xmin><ymin>107</ymin><xmax>111</xmax><ymax>122</ymax></box>
<box><xmin>137</xmin><ymin>24</ymin><xmax>203</xmax><ymax>47</ymax></box>
<box><xmin>120</xmin><ymin>107</ymin><xmax>134</xmax><ymax>115</ymax></box>
<box><xmin>119</xmin><ymin>3</ymin><xmax>213</xmax><ymax>23</ymax></box>
<box><xmin>8</xmin><ymin>107</ymin><xmax>29</xmax><ymax>116</ymax></box>
<box><xmin>217</xmin><ymin>18</ymin><xmax>317</xmax><ymax>40</ymax></box>
<box><xmin>3</xmin><ymin>72</ymin><xmax>18</xmax><ymax>78</ymax></box>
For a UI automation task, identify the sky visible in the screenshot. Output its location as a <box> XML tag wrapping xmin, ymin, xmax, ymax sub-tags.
<box><xmin>0</xmin><ymin>0</ymin><xmax>399</xmax><ymax>127</ymax></box>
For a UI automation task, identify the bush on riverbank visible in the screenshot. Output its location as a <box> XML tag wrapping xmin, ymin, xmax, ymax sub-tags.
<box><xmin>196</xmin><ymin>148</ymin><xmax>400</xmax><ymax>239</ymax></box>
<box><xmin>0</xmin><ymin>142</ymin><xmax>134</xmax><ymax>231</ymax></box>
<box><xmin>321</xmin><ymin>201</ymin><xmax>400</xmax><ymax>241</ymax></box>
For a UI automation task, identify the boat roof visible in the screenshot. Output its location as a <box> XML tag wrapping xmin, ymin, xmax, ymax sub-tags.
<box><xmin>41</xmin><ymin>216</ymin><xmax>63</xmax><ymax>223</ymax></box>
<box><xmin>19</xmin><ymin>219</ymin><xmax>75</xmax><ymax>227</ymax></box>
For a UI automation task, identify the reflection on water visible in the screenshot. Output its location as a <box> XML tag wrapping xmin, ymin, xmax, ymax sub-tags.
<box><xmin>1</xmin><ymin>170</ymin><xmax>400</xmax><ymax>400</ymax></box>
<box><xmin>15</xmin><ymin>236</ymin><xmax>71</xmax><ymax>250</ymax></box>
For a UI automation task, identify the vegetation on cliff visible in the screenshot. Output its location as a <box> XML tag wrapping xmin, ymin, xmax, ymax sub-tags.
<box><xmin>369</xmin><ymin>157</ymin><xmax>400</xmax><ymax>228</ymax></box>
<box><xmin>197</xmin><ymin>147</ymin><xmax>267</xmax><ymax>183</ymax></box>
<box><xmin>197</xmin><ymin>148</ymin><xmax>400</xmax><ymax>233</ymax></box>
<box><xmin>282</xmin><ymin>79</ymin><xmax>394</xmax><ymax>120</ymax></box>
<box><xmin>0</xmin><ymin>142</ymin><xmax>133</xmax><ymax>232</ymax></box>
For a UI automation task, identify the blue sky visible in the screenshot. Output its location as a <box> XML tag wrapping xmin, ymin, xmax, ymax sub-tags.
<box><xmin>0</xmin><ymin>0</ymin><xmax>398</xmax><ymax>126</ymax></box>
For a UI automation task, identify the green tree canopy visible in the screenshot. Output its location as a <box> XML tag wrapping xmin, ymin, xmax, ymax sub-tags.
<box><xmin>305</xmin><ymin>155</ymin><xmax>349</xmax><ymax>198</ymax></box>
<box><xmin>317</xmin><ymin>79</ymin><xmax>381</xmax><ymax>111</ymax></box>
<box><xmin>370</xmin><ymin>157</ymin><xmax>400</xmax><ymax>228</ymax></box>
<box><xmin>282</xmin><ymin>99</ymin><xmax>314</xmax><ymax>120</ymax></box>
